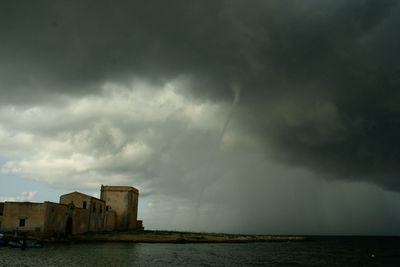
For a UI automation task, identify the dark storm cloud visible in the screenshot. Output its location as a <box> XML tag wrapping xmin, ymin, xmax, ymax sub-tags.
<box><xmin>1</xmin><ymin>0</ymin><xmax>400</xmax><ymax>190</ymax></box>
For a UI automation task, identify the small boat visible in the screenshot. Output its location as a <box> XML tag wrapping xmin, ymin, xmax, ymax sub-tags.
<box><xmin>0</xmin><ymin>233</ymin><xmax>5</xmax><ymax>246</ymax></box>
<box><xmin>7</xmin><ymin>241</ymin><xmax>23</xmax><ymax>248</ymax></box>
<box><xmin>8</xmin><ymin>240</ymin><xmax>43</xmax><ymax>248</ymax></box>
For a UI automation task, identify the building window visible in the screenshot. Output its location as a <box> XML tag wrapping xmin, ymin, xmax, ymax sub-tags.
<box><xmin>83</xmin><ymin>201</ymin><xmax>87</xmax><ymax>209</ymax></box>
<box><xmin>92</xmin><ymin>203</ymin><xmax>96</xmax><ymax>212</ymax></box>
<box><xmin>19</xmin><ymin>219</ymin><xmax>25</xmax><ymax>227</ymax></box>
<box><xmin>99</xmin><ymin>205</ymin><xmax>102</xmax><ymax>214</ymax></box>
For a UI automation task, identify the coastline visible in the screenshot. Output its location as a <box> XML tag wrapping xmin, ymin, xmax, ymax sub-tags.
<box><xmin>70</xmin><ymin>230</ymin><xmax>310</xmax><ymax>243</ymax></box>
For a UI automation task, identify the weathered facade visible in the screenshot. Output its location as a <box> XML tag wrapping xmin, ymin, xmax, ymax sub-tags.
<box><xmin>0</xmin><ymin>202</ymin><xmax>4</xmax><ymax>228</ymax></box>
<box><xmin>0</xmin><ymin>185</ymin><xmax>142</xmax><ymax>236</ymax></box>
<box><xmin>60</xmin><ymin>192</ymin><xmax>105</xmax><ymax>233</ymax></box>
<box><xmin>101</xmin><ymin>186</ymin><xmax>139</xmax><ymax>230</ymax></box>
<box><xmin>0</xmin><ymin>202</ymin><xmax>69</xmax><ymax>235</ymax></box>
<box><xmin>104</xmin><ymin>209</ymin><xmax>117</xmax><ymax>231</ymax></box>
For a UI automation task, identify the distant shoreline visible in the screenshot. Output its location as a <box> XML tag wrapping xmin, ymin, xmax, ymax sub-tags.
<box><xmin>70</xmin><ymin>230</ymin><xmax>310</xmax><ymax>243</ymax></box>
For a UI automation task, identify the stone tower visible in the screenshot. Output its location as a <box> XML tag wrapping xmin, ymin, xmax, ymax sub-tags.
<box><xmin>100</xmin><ymin>185</ymin><xmax>139</xmax><ymax>230</ymax></box>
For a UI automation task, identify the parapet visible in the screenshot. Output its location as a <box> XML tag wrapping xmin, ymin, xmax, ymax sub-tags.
<box><xmin>101</xmin><ymin>185</ymin><xmax>138</xmax><ymax>193</ymax></box>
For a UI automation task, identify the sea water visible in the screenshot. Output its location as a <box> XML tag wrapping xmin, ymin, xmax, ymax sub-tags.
<box><xmin>1</xmin><ymin>237</ymin><xmax>399</xmax><ymax>266</ymax></box>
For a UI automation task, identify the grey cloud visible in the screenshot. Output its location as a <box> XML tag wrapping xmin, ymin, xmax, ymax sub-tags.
<box><xmin>1</xmin><ymin>0</ymin><xmax>400</xmax><ymax>191</ymax></box>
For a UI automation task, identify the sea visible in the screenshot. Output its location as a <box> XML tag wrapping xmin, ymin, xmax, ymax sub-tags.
<box><xmin>0</xmin><ymin>236</ymin><xmax>399</xmax><ymax>266</ymax></box>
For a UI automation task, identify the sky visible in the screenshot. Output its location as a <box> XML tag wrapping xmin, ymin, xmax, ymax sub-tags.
<box><xmin>1</xmin><ymin>0</ymin><xmax>400</xmax><ymax>235</ymax></box>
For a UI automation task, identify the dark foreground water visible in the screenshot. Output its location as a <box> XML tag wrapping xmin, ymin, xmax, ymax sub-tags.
<box><xmin>1</xmin><ymin>237</ymin><xmax>399</xmax><ymax>266</ymax></box>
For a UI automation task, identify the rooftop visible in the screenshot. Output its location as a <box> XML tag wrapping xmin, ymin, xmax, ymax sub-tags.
<box><xmin>60</xmin><ymin>191</ymin><xmax>105</xmax><ymax>202</ymax></box>
<box><xmin>101</xmin><ymin>185</ymin><xmax>139</xmax><ymax>193</ymax></box>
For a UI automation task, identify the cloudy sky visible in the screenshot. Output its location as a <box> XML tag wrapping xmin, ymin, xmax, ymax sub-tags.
<box><xmin>1</xmin><ymin>0</ymin><xmax>400</xmax><ymax>235</ymax></box>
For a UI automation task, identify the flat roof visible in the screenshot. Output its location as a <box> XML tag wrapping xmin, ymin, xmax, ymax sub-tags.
<box><xmin>101</xmin><ymin>185</ymin><xmax>139</xmax><ymax>193</ymax></box>
<box><xmin>3</xmin><ymin>201</ymin><xmax>45</xmax><ymax>204</ymax></box>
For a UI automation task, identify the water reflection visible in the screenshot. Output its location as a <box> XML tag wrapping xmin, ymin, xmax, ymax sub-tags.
<box><xmin>1</xmin><ymin>238</ymin><xmax>399</xmax><ymax>266</ymax></box>
<box><xmin>1</xmin><ymin>242</ymin><xmax>140</xmax><ymax>266</ymax></box>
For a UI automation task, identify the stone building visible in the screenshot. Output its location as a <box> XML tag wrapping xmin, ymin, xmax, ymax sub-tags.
<box><xmin>101</xmin><ymin>185</ymin><xmax>139</xmax><ymax>230</ymax></box>
<box><xmin>0</xmin><ymin>185</ymin><xmax>142</xmax><ymax>236</ymax></box>
<box><xmin>0</xmin><ymin>202</ymin><xmax>70</xmax><ymax>235</ymax></box>
<box><xmin>0</xmin><ymin>202</ymin><xmax>4</xmax><ymax>230</ymax></box>
<box><xmin>60</xmin><ymin>191</ymin><xmax>105</xmax><ymax>233</ymax></box>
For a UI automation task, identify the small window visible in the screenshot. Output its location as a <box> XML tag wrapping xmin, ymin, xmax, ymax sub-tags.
<box><xmin>99</xmin><ymin>205</ymin><xmax>102</xmax><ymax>214</ymax></box>
<box><xmin>92</xmin><ymin>203</ymin><xmax>96</xmax><ymax>212</ymax></box>
<box><xmin>19</xmin><ymin>219</ymin><xmax>25</xmax><ymax>227</ymax></box>
<box><xmin>83</xmin><ymin>201</ymin><xmax>87</xmax><ymax>209</ymax></box>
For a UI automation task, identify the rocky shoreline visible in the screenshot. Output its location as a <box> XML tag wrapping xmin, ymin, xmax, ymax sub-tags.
<box><xmin>70</xmin><ymin>230</ymin><xmax>310</xmax><ymax>243</ymax></box>
<box><xmin>1</xmin><ymin>230</ymin><xmax>310</xmax><ymax>244</ymax></box>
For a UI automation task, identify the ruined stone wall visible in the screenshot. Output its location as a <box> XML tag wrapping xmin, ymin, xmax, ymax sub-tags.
<box><xmin>136</xmin><ymin>220</ymin><xmax>144</xmax><ymax>230</ymax></box>
<box><xmin>43</xmin><ymin>202</ymin><xmax>68</xmax><ymax>235</ymax></box>
<box><xmin>71</xmin><ymin>207</ymin><xmax>90</xmax><ymax>234</ymax></box>
<box><xmin>1</xmin><ymin>202</ymin><xmax>46</xmax><ymax>232</ymax></box>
